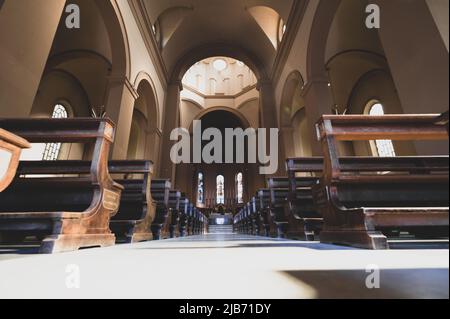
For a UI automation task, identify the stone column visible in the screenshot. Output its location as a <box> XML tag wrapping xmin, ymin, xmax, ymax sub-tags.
<box><xmin>145</xmin><ymin>128</ymin><xmax>162</xmax><ymax>175</ymax></box>
<box><xmin>302</xmin><ymin>78</ymin><xmax>334</xmax><ymax>155</ymax></box>
<box><xmin>159</xmin><ymin>82</ymin><xmax>181</xmax><ymax>183</ymax></box>
<box><xmin>257</xmin><ymin>80</ymin><xmax>284</xmax><ymax>175</ymax></box>
<box><xmin>104</xmin><ymin>76</ymin><xmax>139</xmax><ymax>160</ymax></box>
<box><xmin>0</xmin><ymin>0</ymin><xmax>66</xmax><ymax>117</ymax></box>
<box><xmin>374</xmin><ymin>0</ymin><xmax>449</xmax><ymax>155</ymax></box>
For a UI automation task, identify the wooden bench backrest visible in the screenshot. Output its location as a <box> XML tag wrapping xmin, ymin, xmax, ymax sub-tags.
<box><xmin>17</xmin><ymin>160</ymin><xmax>154</xmax><ymax>176</ymax></box>
<box><xmin>169</xmin><ymin>190</ymin><xmax>181</xmax><ymax>210</ymax></box>
<box><xmin>316</xmin><ymin>114</ymin><xmax>449</xmax><ymax>182</ymax></box>
<box><xmin>0</xmin><ymin>118</ymin><xmax>115</xmax><ymax>143</ymax></box>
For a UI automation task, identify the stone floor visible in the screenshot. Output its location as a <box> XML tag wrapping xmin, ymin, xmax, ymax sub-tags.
<box><xmin>0</xmin><ymin>234</ymin><xmax>448</xmax><ymax>299</ymax></box>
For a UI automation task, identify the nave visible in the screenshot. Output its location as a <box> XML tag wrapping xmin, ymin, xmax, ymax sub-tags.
<box><xmin>0</xmin><ymin>233</ymin><xmax>448</xmax><ymax>299</ymax></box>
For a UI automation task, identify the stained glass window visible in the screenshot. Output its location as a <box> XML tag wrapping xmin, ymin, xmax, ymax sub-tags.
<box><xmin>216</xmin><ymin>175</ymin><xmax>225</xmax><ymax>205</ymax></box>
<box><xmin>42</xmin><ymin>104</ymin><xmax>68</xmax><ymax>161</ymax></box>
<box><xmin>236</xmin><ymin>172</ymin><xmax>244</xmax><ymax>204</ymax></box>
<box><xmin>197</xmin><ymin>172</ymin><xmax>205</xmax><ymax>205</ymax></box>
<box><xmin>368</xmin><ymin>103</ymin><xmax>396</xmax><ymax>157</ymax></box>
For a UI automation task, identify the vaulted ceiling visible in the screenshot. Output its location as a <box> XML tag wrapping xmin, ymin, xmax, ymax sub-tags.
<box><xmin>140</xmin><ymin>0</ymin><xmax>296</xmax><ymax>79</ymax></box>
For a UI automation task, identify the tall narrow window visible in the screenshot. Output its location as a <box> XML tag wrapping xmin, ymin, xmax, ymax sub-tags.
<box><xmin>197</xmin><ymin>172</ymin><xmax>205</xmax><ymax>205</ymax></box>
<box><xmin>42</xmin><ymin>104</ymin><xmax>68</xmax><ymax>161</ymax></box>
<box><xmin>368</xmin><ymin>103</ymin><xmax>396</xmax><ymax>157</ymax></box>
<box><xmin>236</xmin><ymin>172</ymin><xmax>244</xmax><ymax>204</ymax></box>
<box><xmin>216</xmin><ymin>175</ymin><xmax>225</xmax><ymax>205</ymax></box>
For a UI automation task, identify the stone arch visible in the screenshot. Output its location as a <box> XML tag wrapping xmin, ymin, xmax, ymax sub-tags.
<box><xmin>306</xmin><ymin>0</ymin><xmax>341</xmax><ymax>81</ymax></box>
<box><xmin>280</xmin><ymin>71</ymin><xmax>304</xmax><ymax>127</ymax></box>
<box><xmin>171</xmin><ymin>44</ymin><xmax>268</xmax><ymax>83</ymax></box>
<box><xmin>131</xmin><ymin>73</ymin><xmax>162</xmax><ymax>171</ymax></box>
<box><xmin>189</xmin><ymin>106</ymin><xmax>251</xmax><ymax>133</ymax></box>
<box><xmin>93</xmin><ymin>0</ymin><xmax>130</xmax><ymax>78</ymax></box>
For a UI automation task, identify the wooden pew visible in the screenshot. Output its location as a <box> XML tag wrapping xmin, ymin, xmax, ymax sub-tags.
<box><xmin>315</xmin><ymin>114</ymin><xmax>449</xmax><ymax>249</ymax></box>
<box><xmin>257</xmin><ymin>189</ymin><xmax>276</xmax><ymax>237</ymax></box>
<box><xmin>150</xmin><ymin>179</ymin><xmax>171</xmax><ymax>240</ymax></box>
<box><xmin>168</xmin><ymin>190</ymin><xmax>181</xmax><ymax>238</ymax></box>
<box><xmin>0</xmin><ymin>118</ymin><xmax>122</xmax><ymax>253</ymax></box>
<box><xmin>17</xmin><ymin>160</ymin><xmax>156</xmax><ymax>243</ymax></box>
<box><xmin>286</xmin><ymin>158</ymin><xmax>325</xmax><ymax>240</ymax></box>
<box><xmin>247</xmin><ymin>201</ymin><xmax>260</xmax><ymax>236</ymax></box>
<box><xmin>250</xmin><ymin>197</ymin><xmax>262</xmax><ymax>236</ymax></box>
<box><xmin>179</xmin><ymin>195</ymin><xmax>190</xmax><ymax>237</ymax></box>
<box><xmin>186</xmin><ymin>203</ymin><xmax>195</xmax><ymax>236</ymax></box>
<box><xmin>0</xmin><ymin>128</ymin><xmax>30</xmax><ymax>192</ymax></box>
<box><xmin>268</xmin><ymin>177</ymin><xmax>316</xmax><ymax>239</ymax></box>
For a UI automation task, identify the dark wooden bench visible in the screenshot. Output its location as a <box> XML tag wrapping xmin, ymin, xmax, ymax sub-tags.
<box><xmin>179</xmin><ymin>194</ymin><xmax>190</xmax><ymax>237</ymax></box>
<box><xmin>247</xmin><ymin>201</ymin><xmax>260</xmax><ymax>236</ymax></box>
<box><xmin>268</xmin><ymin>176</ymin><xmax>316</xmax><ymax>239</ymax></box>
<box><xmin>0</xmin><ymin>118</ymin><xmax>122</xmax><ymax>253</ymax></box>
<box><xmin>250</xmin><ymin>196</ymin><xmax>262</xmax><ymax>236</ymax></box>
<box><xmin>191</xmin><ymin>208</ymin><xmax>205</xmax><ymax>235</ymax></box>
<box><xmin>168</xmin><ymin>190</ymin><xmax>181</xmax><ymax>238</ymax></box>
<box><xmin>257</xmin><ymin>189</ymin><xmax>275</xmax><ymax>237</ymax></box>
<box><xmin>0</xmin><ymin>128</ymin><xmax>30</xmax><ymax>192</ymax></box>
<box><xmin>150</xmin><ymin>179</ymin><xmax>171</xmax><ymax>240</ymax></box>
<box><xmin>286</xmin><ymin>158</ymin><xmax>327</xmax><ymax>240</ymax></box>
<box><xmin>315</xmin><ymin>114</ymin><xmax>449</xmax><ymax>249</ymax></box>
<box><xmin>16</xmin><ymin>160</ymin><xmax>156</xmax><ymax>243</ymax></box>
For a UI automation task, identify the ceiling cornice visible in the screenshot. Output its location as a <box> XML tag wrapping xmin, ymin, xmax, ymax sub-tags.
<box><xmin>127</xmin><ymin>0</ymin><xmax>169</xmax><ymax>88</ymax></box>
<box><xmin>270</xmin><ymin>0</ymin><xmax>309</xmax><ymax>86</ymax></box>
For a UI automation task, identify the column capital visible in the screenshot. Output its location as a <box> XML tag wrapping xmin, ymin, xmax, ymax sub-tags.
<box><xmin>168</xmin><ymin>80</ymin><xmax>183</xmax><ymax>91</ymax></box>
<box><xmin>301</xmin><ymin>76</ymin><xmax>331</xmax><ymax>98</ymax></box>
<box><xmin>107</xmin><ymin>75</ymin><xmax>139</xmax><ymax>100</ymax></box>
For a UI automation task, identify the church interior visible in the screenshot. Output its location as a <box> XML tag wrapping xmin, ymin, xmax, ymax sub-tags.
<box><xmin>0</xmin><ymin>0</ymin><xmax>448</xmax><ymax>299</ymax></box>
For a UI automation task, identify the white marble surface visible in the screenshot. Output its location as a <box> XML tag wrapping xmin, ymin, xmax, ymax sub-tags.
<box><xmin>0</xmin><ymin>234</ymin><xmax>448</xmax><ymax>299</ymax></box>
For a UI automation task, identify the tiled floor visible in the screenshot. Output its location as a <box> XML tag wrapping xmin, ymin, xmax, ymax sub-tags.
<box><xmin>0</xmin><ymin>234</ymin><xmax>448</xmax><ymax>299</ymax></box>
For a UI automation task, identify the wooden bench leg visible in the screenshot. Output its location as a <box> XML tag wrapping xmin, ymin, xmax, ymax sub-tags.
<box><xmin>39</xmin><ymin>234</ymin><xmax>116</xmax><ymax>254</ymax></box>
<box><xmin>320</xmin><ymin>230</ymin><xmax>389</xmax><ymax>250</ymax></box>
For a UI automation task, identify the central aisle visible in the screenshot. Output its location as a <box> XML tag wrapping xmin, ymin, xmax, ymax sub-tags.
<box><xmin>0</xmin><ymin>234</ymin><xmax>448</xmax><ymax>299</ymax></box>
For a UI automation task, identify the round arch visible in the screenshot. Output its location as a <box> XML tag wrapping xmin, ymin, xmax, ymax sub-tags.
<box><xmin>171</xmin><ymin>44</ymin><xmax>268</xmax><ymax>83</ymax></box>
<box><xmin>189</xmin><ymin>106</ymin><xmax>252</xmax><ymax>133</ymax></box>
<box><xmin>94</xmin><ymin>0</ymin><xmax>131</xmax><ymax>78</ymax></box>
<box><xmin>306</xmin><ymin>0</ymin><xmax>341</xmax><ymax>80</ymax></box>
<box><xmin>133</xmin><ymin>71</ymin><xmax>161</xmax><ymax>131</ymax></box>
<box><xmin>280</xmin><ymin>70</ymin><xmax>304</xmax><ymax>127</ymax></box>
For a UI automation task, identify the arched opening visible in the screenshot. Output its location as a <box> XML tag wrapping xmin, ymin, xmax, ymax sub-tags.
<box><xmin>216</xmin><ymin>175</ymin><xmax>225</xmax><ymax>205</ymax></box>
<box><xmin>365</xmin><ymin>101</ymin><xmax>396</xmax><ymax>157</ymax></box>
<box><xmin>279</xmin><ymin>71</ymin><xmax>311</xmax><ymax>158</ymax></box>
<box><xmin>130</xmin><ymin>76</ymin><xmax>161</xmax><ymax>169</ymax></box>
<box><xmin>42</xmin><ymin>104</ymin><xmax>69</xmax><ymax>161</ymax></box>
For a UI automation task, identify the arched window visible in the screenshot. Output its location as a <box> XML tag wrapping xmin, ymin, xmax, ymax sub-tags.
<box><xmin>368</xmin><ymin>102</ymin><xmax>396</xmax><ymax>157</ymax></box>
<box><xmin>216</xmin><ymin>175</ymin><xmax>225</xmax><ymax>205</ymax></box>
<box><xmin>197</xmin><ymin>172</ymin><xmax>205</xmax><ymax>205</ymax></box>
<box><xmin>236</xmin><ymin>172</ymin><xmax>244</xmax><ymax>204</ymax></box>
<box><xmin>42</xmin><ymin>104</ymin><xmax>68</xmax><ymax>161</ymax></box>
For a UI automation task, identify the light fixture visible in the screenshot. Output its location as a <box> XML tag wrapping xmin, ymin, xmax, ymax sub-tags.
<box><xmin>213</xmin><ymin>59</ymin><xmax>228</xmax><ymax>72</ymax></box>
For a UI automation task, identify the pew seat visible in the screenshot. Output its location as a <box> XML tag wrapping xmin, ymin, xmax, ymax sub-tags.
<box><xmin>0</xmin><ymin>118</ymin><xmax>121</xmax><ymax>253</ymax></box>
<box><xmin>315</xmin><ymin>114</ymin><xmax>449</xmax><ymax>249</ymax></box>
